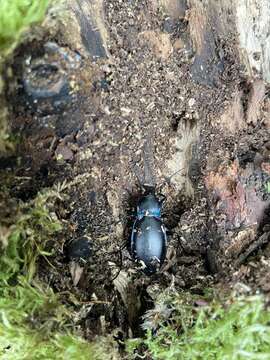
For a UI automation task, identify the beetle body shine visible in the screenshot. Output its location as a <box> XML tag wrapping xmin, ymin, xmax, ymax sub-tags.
<box><xmin>131</xmin><ymin>193</ymin><xmax>167</xmax><ymax>274</ymax></box>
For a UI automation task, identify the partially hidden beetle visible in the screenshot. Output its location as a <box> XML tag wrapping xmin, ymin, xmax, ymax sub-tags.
<box><xmin>130</xmin><ymin>139</ymin><xmax>172</xmax><ymax>275</ymax></box>
<box><xmin>130</xmin><ymin>187</ymin><xmax>167</xmax><ymax>275</ymax></box>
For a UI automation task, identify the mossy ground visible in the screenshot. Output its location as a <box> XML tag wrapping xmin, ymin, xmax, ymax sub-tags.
<box><xmin>127</xmin><ymin>289</ymin><xmax>270</xmax><ymax>360</ymax></box>
<box><xmin>0</xmin><ymin>2</ymin><xmax>109</xmax><ymax>358</ymax></box>
<box><xmin>0</xmin><ymin>183</ymin><xmax>104</xmax><ymax>359</ymax></box>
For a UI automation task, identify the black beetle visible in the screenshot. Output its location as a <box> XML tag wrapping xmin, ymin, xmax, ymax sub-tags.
<box><xmin>130</xmin><ymin>139</ymin><xmax>169</xmax><ymax>275</ymax></box>
<box><xmin>130</xmin><ymin>189</ymin><xmax>167</xmax><ymax>275</ymax></box>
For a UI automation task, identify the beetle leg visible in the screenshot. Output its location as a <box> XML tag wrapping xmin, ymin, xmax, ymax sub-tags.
<box><xmin>161</xmin><ymin>224</ymin><xmax>168</xmax><ymax>246</ymax></box>
<box><xmin>130</xmin><ymin>218</ymin><xmax>138</xmax><ymax>254</ymax></box>
<box><xmin>156</xmin><ymin>192</ymin><xmax>166</xmax><ymax>205</ymax></box>
<box><xmin>165</xmin><ymin>227</ymin><xmax>173</xmax><ymax>237</ymax></box>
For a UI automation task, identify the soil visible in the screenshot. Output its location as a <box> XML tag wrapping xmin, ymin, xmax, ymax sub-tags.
<box><xmin>1</xmin><ymin>0</ymin><xmax>270</xmax><ymax>350</ymax></box>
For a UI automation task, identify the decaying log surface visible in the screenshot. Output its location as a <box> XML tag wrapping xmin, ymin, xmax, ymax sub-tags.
<box><xmin>15</xmin><ymin>0</ymin><xmax>269</xmax><ymax>270</ymax></box>
<box><xmin>65</xmin><ymin>1</ymin><xmax>270</xmax><ymax>280</ymax></box>
<box><xmin>5</xmin><ymin>0</ymin><xmax>270</xmax><ymax>337</ymax></box>
<box><xmin>68</xmin><ymin>0</ymin><xmax>108</xmax><ymax>59</ymax></box>
<box><xmin>184</xmin><ymin>0</ymin><xmax>270</xmax><ymax>274</ymax></box>
<box><xmin>236</xmin><ymin>0</ymin><xmax>270</xmax><ymax>83</ymax></box>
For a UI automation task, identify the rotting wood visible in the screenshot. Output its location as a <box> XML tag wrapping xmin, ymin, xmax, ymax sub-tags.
<box><xmin>179</xmin><ymin>0</ymin><xmax>270</xmax><ymax>274</ymax></box>
<box><xmin>70</xmin><ymin>0</ymin><xmax>108</xmax><ymax>59</ymax></box>
<box><xmin>213</xmin><ymin>91</ymin><xmax>246</xmax><ymax>135</ymax></box>
<box><xmin>159</xmin><ymin>0</ymin><xmax>187</xmax><ymax>19</ymax></box>
<box><xmin>246</xmin><ymin>80</ymin><xmax>266</xmax><ymax>126</ymax></box>
<box><xmin>236</xmin><ymin>0</ymin><xmax>270</xmax><ymax>83</ymax></box>
<box><xmin>56</xmin><ymin>0</ymin><xmax>108</xmax><ymax>59</ymax></box>
<box><xmin>235</xmin><ymin>232</ymin><xmax>270</xmax><ymax>267</ymax></box>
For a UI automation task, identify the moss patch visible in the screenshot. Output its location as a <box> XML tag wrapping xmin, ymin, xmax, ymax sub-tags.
<box><xmin>0</xmin><ymin>186</ymin><xmax>63</xmax><ymax>283</ymax></box>
<box><xmin>0</xmin><ymin>184</ymin><xmax>109</xmax><ymax>359</ymax></box>
<box><xmin>0</xmin><ymin>0</ymin><xmax>49</xmax><ymax>59</ymax></box>
<box><xmin>128</xmin><ymin>289</ymin><xmax>270</xmax><ymax>360</ymax></box>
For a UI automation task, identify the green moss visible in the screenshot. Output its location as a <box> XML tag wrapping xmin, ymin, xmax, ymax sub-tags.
<box><xmin>0</xmin><ymin>0</ymin><xmax>50</xmax><ymax>59</ymax></box>
<box><xmin>0</xmin><ymin>186</ymin><xmax>63</xmax><ymax>283</ymax></box>
<box><xmin>127</xmin><ymin>290</ymin><xmax>270</xmax><ymax>360</ymax></box>
<box><xmin>0</xmin><ymin>105</ymin><xmax>11</xmax><ymax>153</ymax></box>
<box><xmin>0</xmin><ymin>275</ymin><xmax>111</xmax><ymax>359</ymax></box>
<box><xmin>0</xmin><ymin>278</ymin><xmax>98</xmax><ymax>359</ymax></box>
<box><xmin>0</xmin><ymin>185</ymin><xmax>112</xmax><ymax>359</ymax></box>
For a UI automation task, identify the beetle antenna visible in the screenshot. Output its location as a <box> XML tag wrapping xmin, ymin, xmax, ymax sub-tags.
<box><xmin>158</xmin><ymin>167</ymin><xmax>186</xmax><ymax>191</ymax></box>
<box><xmin>133</xmin><ymin>163</ymin><xmax>144</xmax><ymax>186</ymax></box>
<box><xmin>167</xmin><ymin>167</ymin><xmax>185</xmax><ymax>181</ymax></box>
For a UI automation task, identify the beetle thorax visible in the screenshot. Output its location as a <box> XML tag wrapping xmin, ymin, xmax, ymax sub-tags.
<box><xmin>137</xmin><ymin>194</ymin><xmax>161</xmax><ymax>219</ymax></box>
